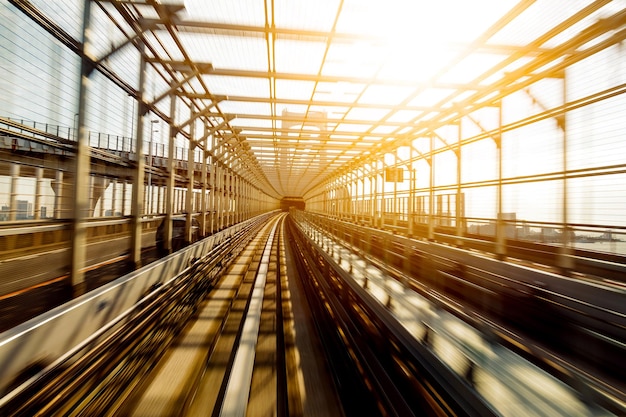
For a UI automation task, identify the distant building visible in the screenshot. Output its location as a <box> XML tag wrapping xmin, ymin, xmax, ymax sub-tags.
<box><xmin>16</xmin><ymin>200</ymin><xmax>32</xmax><ymax>220</ymax></box>
<box><xmin>500</xmin><ymin>212</ymin><xmax>516</xmax><ymax>238</ymax></box>
<box><xmin>540</xmin><ymin>227</ymin><xmax>561</xmax><ymax>243</ymax></box>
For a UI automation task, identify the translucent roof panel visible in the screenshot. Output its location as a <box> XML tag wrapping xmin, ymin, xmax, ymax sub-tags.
<box><xmin>95</xmin><ymin>0</ymin><xmax>626</xmax><ymax>198</ymax></box>
<box><xmin>274</xmin><ymin>0</ymin><xmax>341</xmax><ymax>32</ymax></box>
<box><xmin>179</xmin><ymin>34</ymin><xmax>268</xmax><ymax>71</ymax></box>
<box><xmin>274</xmin><ymin>39</ymin><xmax>327</xmax><ymax>75</ymax></box>
<box><xmin>200</xmin><ymin>75</ymin><xmax>268</xmax><ymax>98</ymax></box>
<box><xmin>274</xmin><ymin>80</ymin><xmax>317</xmax><ymax>101</ymax></box>
<box><xmin>183</xmin><ymin>0</ymin><xmax>266</xmax><ymax>26</ymax></box>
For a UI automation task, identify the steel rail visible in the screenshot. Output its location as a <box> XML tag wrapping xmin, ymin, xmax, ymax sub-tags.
<box><xmin>218</xmin><ymin>214</ymin><xmax>283</xmax><ymax>417</ymax></box>
<box><xmin>0</xmin><ymin>215</ymin><xmax>270</xmax><ymax>415</ymax></box>
<box><xmin>295</xmin><ymin>211</ymin><xmax>626</xmax><ymax>415</ymax></box>
<box><xmin>287</xmin><ymin>215</ymin><xmax>497</xmax><ymax>416</ymax></box>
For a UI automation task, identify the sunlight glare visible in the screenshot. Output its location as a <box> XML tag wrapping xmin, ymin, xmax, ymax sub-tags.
<box><xmin>372</xmin><ymin>0</ymin><xmax>518</xmax><ymax>82</ymax></box>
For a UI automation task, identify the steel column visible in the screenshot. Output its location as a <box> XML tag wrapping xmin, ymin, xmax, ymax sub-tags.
<box><xmin>495</xmin><ymin>102</ymin><xmax>506</xmax><ymax>259</ymax></box>
<box><xmin>186</xmin><ymin>107</ymin><xmax>195</xmax><ymax>244</ymax></box>
<box><xmin>164</xmin><ymin>81</ymin><xmax>177</xmax><ymax>253</ymax></box>
<box><xmin>130</xmin><ymin>45</ymin><xmax>148</xmax><ymax>268</ymax></box>
<box><xmin>9</xmin><ymin>164</ymin><xmax>19</xmax><ymax>221</ymax></box>
<box><xmin>393</xmin><ymin>152</ymin><xmax>398</xmax><ymax>228</ymax></box>
<box><xmin>371</xmin><ymin>162</ymin><xmax>377</xmax><ymax>227</ymax></box>
<box><xmin>111</xmin><ymin>179</ymin><xmax>117</xmax><ymax>217</ymax></box>
<box><xmin>70</xmin><ymin>0</ymin><xmax>94</xmax><ymax>294</ymax></box>
<box><xmin>558</xmin><ymin>73</ymin><xmax>574</xmax><ymax>272</ymax></box>
<box><xmin>121</xmin><ymin>180</ymin><xmax>127</xmax><ymax>216</ymax></box>
<box><xmin>209</xmin><ymin>137</ymin><xmax>216</xmax><ymax>234</ymax></box>
<box><xmin>33</xmin><ymin>167</ymin><xmax>43</xmax><ymax>220</ymax></box>
<box><xmin>53</xmin><ymin>170</ymin><xmax>63</xmax><ymax>219</ymax></box>
<box><xmin>217</xmin><ymin>163</ymin><xmax>223</xmax><ymax>230</ymax></box>
<box><xmin>428</xmin><ymin>135</ymin><xmax>434</xmax><ymax>240</ymax></box>
<box><xmin>200</xmin><ymin>124</ymin><xmax>208</xmax><ymax>237</ymax></box>
<box><xmin>408</xmin><ymin>146</ymin><xmax>415</xmax><ymax>237</ymax></box>
<box><xmin>456</xmin><ymin>122</ymin><xmax>464</xmax><ymax>245</ymax></box>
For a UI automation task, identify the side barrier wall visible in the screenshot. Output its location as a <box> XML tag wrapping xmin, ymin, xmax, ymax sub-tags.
<box><xmin>0</xmin><ymin>211</ymin><xmax>276</xmax><ymax>395</ymax></box>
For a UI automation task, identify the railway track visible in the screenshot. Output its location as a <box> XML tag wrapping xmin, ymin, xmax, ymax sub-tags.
<box><xmin>287</xmin><ymin>216</ymin><xmax>497</xmax><ymax>417</ymax></box>
<box><xmin>3</xmin><ymin>210</ymin><xmax>624</xmax><ymax>416</ymax></box>
<box><xmin>0</xmin><ymin>212</ymin><xmax>344</xmax><ymax>417</ymax></box>
<box><xmin>0</xmin><ymin>213</ymin><xmax>267</xmax><ymax>415</ymax></box>
<box><xmin>117</xmin><ymin>213</ymin><xmax>286</xmax><ymax>416</ymax></box>
<box><xmin>119</xmin><ymin>212</ymin><xmax>344</xmax><ymax>417</ymax></box>
<box><xmin>291</xmin><ymin>212</ymin><xmax>626</xmax><ymax>416</ymax></box>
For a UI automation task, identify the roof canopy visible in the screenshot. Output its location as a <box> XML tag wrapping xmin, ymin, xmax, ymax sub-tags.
<box><xmin>93</xmin><ymin>0</ymin><xmax>626</xmax><ymax>198</ymax></box>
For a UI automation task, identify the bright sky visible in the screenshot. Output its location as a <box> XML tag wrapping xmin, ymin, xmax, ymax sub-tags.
<box><xmin>2</xmin><ymin>0</ymin><xmax>626</xmax><ymax>236</ymax></box>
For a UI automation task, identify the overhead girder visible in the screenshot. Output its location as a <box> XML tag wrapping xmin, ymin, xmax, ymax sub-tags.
<box><xmin>224</xmin><ymin>112</ymin><xmax>423</xmax><ymax>129</ymax></box>
<box><xmin>184</xmin><ymin>94</ymin><xmax>434</xmax><ymax>112</ymax></box>
<box><xmin>15</xmin><ymin>0</ymin><xmax>625</xmax><ymax>202</ymax></box>
<box><xmin>311</xmin><ymin>2</ymin><xmax>626</xmax><ymax>194</ymax></box>
<box><xmin>93</xmin><ymin>1</ymin><xmax>279</xmax><ymax>197</ymax></box>
<box><xmin>191</xmin><ymin>67</ymin><xmax>479</xmax><ymax>91</ymax></box>
<box><xmin>144</xmin><ymin>17</ymin><xmax>550</xmax><ymax>57</ymax></box>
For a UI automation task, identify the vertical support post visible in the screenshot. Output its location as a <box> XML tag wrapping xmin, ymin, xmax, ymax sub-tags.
<box><xmin>456</xmin><ymin>121</ymin><xmax>464</xmax><ymax>246</ymax></box>
<box><xmin>371</xmin><ymin>162</ymin><xmax>377</xmax><ymax>227</ymax></box>
<box><xmin>235</xmin><ymin>175</ymin><xmax>240</xmax><ymax>223</ymax></box>
<box><xmin>225</xmin><ymin>167</ymin><xmax>230</xmax><ymax>227</ymax></box>
<box><xmin>34</xmin><ymin>167</ymin><xmax>43</xmax><ymax>220</ymax></box>
<box><xmin>327</xmin><ymin>182</ymin><xmax>331</xmax><ymax>216</ymax></box>
<box><xmin>338</xmin><ymin>177</ymin><xmax>343</xmax><ymax>220</ymax></box>
<box><xmin>200</xmin><ymin>123</ymin><xmax>208</xmax><ymax>238</ymax></box>
<box><xmin>71</xmin><ymin>0</ymin><xmax>93</xmax><ymax>295</ymax></box>
<box><xmin>230</xmin><ymin>171</ymin><xmax>235</xmax><ymax>224</ymax></box>
<box><xmin>248</xmin><ymin>182</ymin><xmax>251</xmax><ymax>219</ymax></box>
<box><xmin>346</xmin><ymin>174</ymin><xmax>350</xmax><ymax>221</ymax></box>
<box><xmin>231</xmin><ymin>170</ymin><xmax>235</xmax><ymax>224</ymax></box>
<box><xmin>408</xmin><ymin>145</ymin><xmax>415</xmax><ymax>237</ymax></box>
<box><xmin>233</xmin><ymin>172</ymin><xmax>238</xmax><ymax>222</ymax></box>
<box><xmin>239</xmin><ymin>178</ymin><xmax>244</xmax><ymax>221</ymax></box>
<box><xmin>337</xmin><ymin>179</ymin><xmax>341</xmax><ymax>218</ymax></box>
<box><xmin>53</xmin><ymin>170</ymin><xmax>63</xmax><ymax>219</ymax></box>
<box><xmin>393</xmin><ymin>152</ymin><xmax>398</xmax><ymax>229</ymax></box>
<box><xmin>333</xmin><ymin>178</ymin><xmax>343</xmax><ymax>218</ymax></box>
<box><xmin>377</xmin><ymin>155</ymin><xmax>388</xmax><ymax>229</ymax></box>
<box><xmin>232</xmin><ymin>173</ymin><xmax>236</xmax><ymax>224</ymax></box>
<box><xmin>33</xmin><ymin>167</ymin><xmax>44</xmax><ymax>245</ymax></box>
<box><xmin>156</xmin><ymin>184</ymin><xmax>162</xmax><ymax>214</ymax></box>
<box><xmin>428</xmin><ymin>135</ymin><xmax>435</xmax><ymax>240</ymax></box>
<box><xmin>130</xmin><ymin>44</ymin><xmax>147</xmax><ymax>269</ymax></box>
<box><xmin>211</xmin><ymin>135</ymin><xmax>219</xmax><ymax>233</ymax></box>
<box><xmin>121</xmin><ymin>180</ymin><xmax>127</xmax><ymax>216</ymax></box>
<box><xmin>209</xmin><ymin>146</ymin><xmax>216</xmax><ymax>234</ymax></box>
<box><xmin>351</xmin><ymin>170</ymin><xmax>357</xmax><ymax>223</ymax></box>
<box><xmin>142</xmin><ymin>169</ymin><xmax>148</xmax><ymax>216</ymax></box>
<box><xmin>558</xmin><ymin>73</ymin><xmax>573</xmax><ymax>273</ymax></box>
<box><xmin>186</xmin><ymin>108</ymin><xmax>195</xmax><ymax>244</ymax></box>
<box><xmin>99</xmin><ymin>177</ymin><xmax>106</xmax><ymax>217</ymax></box>
<box><xmin>147</xmin><ymin>126</ymin><xmax>152</xmax><ymax>215</ymax></box>
<box><xmin>328</xmin><ymin>181</ymin><xmax>332</xmax><ymax>216</ymax></box>
<box><xmin>223</xmin><ymin>167</ymin><xmax>228</xmax><ymax>228</ymax></box>
<box><xmin>111</xmin><ymin>179</ymin><xmax>117</xmax><ymax>216</ymax></box>
<box><xmin>217</xmin><ymin>163</ymin><xmax>223</xmax><ymax>230</ymax></box>
<box><xmin>244</xmin><ymin>179</ymin><xmax>248</xmax><ymax>220</ymax></box>
<box><xmin>9</xmin><ymin>164</ymin><xmax>19</xmax><ymax>221</ymax></box>
<box><xmin>359</xmin><ymin>167</ymin><xmax>364</xmax><ymax>223</ymax></box>
<box><xmin>165</xmin><ymin>81</ymin><xmax>177</xmax><ymax>253</ymax></box>
<box><xmin>227</xmin><ymin>170</ymin><xmax>232</xmax><ymax>226</ymax></box>
<box><xmin>495</xmin><ymin>101</ymin><xmax>506</xmax><ymax>259</ymax></box>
